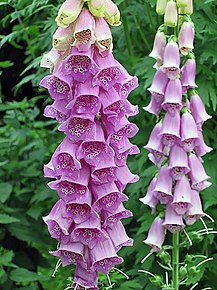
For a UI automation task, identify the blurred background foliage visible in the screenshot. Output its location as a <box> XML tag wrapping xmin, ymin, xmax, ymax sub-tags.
<box><xmin>0</xmin><ymin>0</ymin><xmax>216</xmax><ymax>289</ymax></box>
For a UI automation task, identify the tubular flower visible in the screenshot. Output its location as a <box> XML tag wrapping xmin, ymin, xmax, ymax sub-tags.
<box><xmin>40</xmin><ymin>2</ymin><xmax>139</xmax><ymax>289</ymax></box>
<box><xmin>141</xmin><ymin>0</ymin><xmax>212</xmax><ymax>252</ymax></box>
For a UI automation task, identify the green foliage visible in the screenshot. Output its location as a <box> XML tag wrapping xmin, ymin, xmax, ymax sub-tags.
<box><xmin>0</xmin><ymin>0</ymin><xmax>216</xmax><ymax>289</ymax></box>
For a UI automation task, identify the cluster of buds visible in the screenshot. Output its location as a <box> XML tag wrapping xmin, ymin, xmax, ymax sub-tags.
<box><xmin>40</xmin><ymin>0</ymin><xmax>139</xmax><ymax>289</ymax></box>
<box><xmin>141</xmin><ymin>0</ymin><xmax>212</xmax><ymax>253</ymax></box>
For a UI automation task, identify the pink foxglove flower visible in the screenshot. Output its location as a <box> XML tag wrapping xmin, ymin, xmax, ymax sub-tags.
<box><xmin>162</xmin><ymin>40</ymin><xmax>180</xmax><ymax>79</ymax></box>
<box><xmin>169</xmin><ymin>145</ymin><xmax>190</xmax><ymax>180</ymax></box>
<box><xmin>163</xmin><ymin>203</ymin><xmax>185</xmax><ymax>233</ymax></box>
<box><xmin>53</xmin><ymin>24</ymin><xmax>74</xmax><ymax>52</ymax></box>
<box><xmin>153</xmin><ymin>166</ymin><xmax>173</xmax><ymax>204</ymax></box>
<box><xmin>144</xmin><ymin>217</ymin><xmax>166</xmax><ymax>252</ymax></box>
<box><xmin>95</xmin><ymin>17</ymin><xmax>113</xmax><ymax>56</ymax></box>
<box><xmin>149</xmin><ymin>30</ymin><xmax>167</xmax><ymax>67</ymax></box>
<box><xmin>140</xmin><ymin>177</ymin><xmax>158</xmax><ymax>214</ymax></box>
<box><xmin>181</xmin><ymin>58</ymin><xmax>197</xmax><ymax>93</ymax></box>
<box><xmin>162</xmin><ymin>79</ymin><xmax>183</xmax><ymax>115</ymax></box>
<box><xmin>160</xmin><ymin>111</ymin><xmax>181</xmax><ymax>147</ymax></box>
<box><xmin>178</xmin><ymin>21</ymin><xmax>194</xmax><ymax>55</ymax></box>
<box><xmin>190</xmin><ymin>93</ymin><xmax>212</xmax><ymax>125</ymax></box>
<box><xmin>185</xmin><ymin>190</ymin><xmax>205</xmax><ymax>225</ymax></box>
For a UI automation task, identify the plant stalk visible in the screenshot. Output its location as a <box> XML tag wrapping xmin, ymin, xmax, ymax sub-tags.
<box><xmin>172</xmin><ymin>232</ymin><xmax>180</xmax><ymax>290</ymax></box>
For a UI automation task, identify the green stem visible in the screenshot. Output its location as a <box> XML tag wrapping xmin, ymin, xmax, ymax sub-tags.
<box><xmin>145</xmin><ymin>3</ymin><xmax>156</xmax><ymax>33</ymax></box>
<box><xmin>121</xmin><ymin>9</ymin><xmax>134</xmax><ymax>61</ymax></box>
<box><xmin>133</xmin><ymin>15</ymin><xmax>151</xmax><ymax>51</ymax></box>
<box><xmin>172</xmin><ymin>232</ymin><xmax>180</xmax><ymax>290</ymax></box>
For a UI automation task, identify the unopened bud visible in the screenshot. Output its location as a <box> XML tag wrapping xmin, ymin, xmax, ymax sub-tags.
<box><xmin>156</xmin><ymin>0</ymin><xmax>167</xmax><ymax>15</ymax></box>
<box><xmin>164</xmin><ymin>1</ymin><xmax>178</xmax><ymax>27</ymax></box>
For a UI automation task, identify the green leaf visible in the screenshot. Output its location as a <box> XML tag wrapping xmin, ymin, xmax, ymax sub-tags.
<box><xmin>0</xmin><ymin>60</ymin><xmax>14</xmax><ymax>68</ymax></box>
<box><xmin>9</xmin><ymin>268</ymin><xmax>45</xmax><ymax>283</ymax></box>
<box><xmin>0</xmin><ymin>183</ymin><xmax>13</xmax><ymax>203</ymax></box>
<box><xmin>0</xmin><ymin>214</ymin><xmax>19</xmax><ymax>224</ymax></box>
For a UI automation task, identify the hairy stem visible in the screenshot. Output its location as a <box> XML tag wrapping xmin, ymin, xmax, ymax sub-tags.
<box><xmin>172</xmin><ymin>232</ymin><xmax>180</xmax><ymax>290</ymax></box>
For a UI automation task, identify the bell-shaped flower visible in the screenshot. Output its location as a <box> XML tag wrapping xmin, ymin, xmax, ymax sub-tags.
<box><xmin>44</xmin><ymin>99</ymin><xmax>70</xmax><ymax>123</ymax></box>
<box><xmin>178</xmin><ymin>21</ymin><xmax>194</xmax><ymax>55</ymax></box>
<box><xmin>88</xmin><ymin>0</ymin><xmax>106</xmax><ymax>17</ymax></box>
<box><xmin>44</xmin><ymin>160</ymin><xmax>56</xmax><ymax>179</ymax></box>
<box><xmin>93</xmin><ymin>51</ymin><xmax>124</xmax><ymax>90</ymax></box>
<box><xmin>105</xmin><ymin>221</ymin><xmax>133</xmax><ymax>252</ymax></box>
<box><xmin>104</xmin><ymin>0</ymin><xmax>121</xmax><ymax>26</ymax></box>
<box><xmin>190</xmin><ymin>94</ymin><xmax>212</xmax><ymax>125</ymax></box>
<box><xmin>181</xmin><ymin>58</ymin><xmax>197</xmax><ymax>94</ymax></box>
<box><xmin>149</xmin><ymin>30</ymin><xmax>166</xmax><ymax>67</ymax></box>
<box><xmin>169</xmin><ymin>145</ymin><xmax>190</xmax><ymax>180</ymax></box>
<box><xmin>143</xmin><ymin>94</ymin><xmax>163</xmax><ymax>117</ymax></box>
<box><xmin>50</xmin><ymin>137</ymin><xmax>81</xmax><ymax>178</ymax></box>
<box><xmin>103</xmin><ymin>203</ymin><xmax>133</xmax><ymax>228</ymax></box>
<box><xmin>40</xmin><ymin>73</ymin><xmax>73</xmax><ymax>101</ymax></box>
<box><xmin>144</xmin><ymin>217</ymin><xmax>166</xmax><ymax>252</ymax></box>
<box><xmin>162</xmin><ymin>40</ymin><xmax>180</xmax><ymax>79</ymax></box>
<box><xmin>43</xmin><ymin>200</ymin><xmax>74</xmax><ymax>240</ymax></box>
<box><xmin>48</xmin><ymin>163</ymin><xmax>90</xmax><ymax>203</ymax></box>
<box><xmin>90</xmin><ymin>238</ymin><xmax>123</xmax><ymax>273</ymax></box>
<box><xmin>95</xmin><ymin>17</ymin><xmax>113</xmax><ymax>56</ymax></box>
<box><xmin>180</xmin><ymin>111</ymin><xmax>199</xmax><ymax>152</ymax></box>
<box><xmin>148</xmin><ymin>69</ymin><xmax>168</xmax><ymax>97</ymax></box>
<box><xmin>185</xmin><ymin>190</ymin><xmax>204</xmax><ymax>225</ymax></box>
<box><xmin>91</xmin><ymin>182</ymin><xmax>128</xmax><ymax>213</ymax></box>
<box><xmin>172</xmin><ymin>176</ymin><xmax>192</xmax><ymax>215</ymax></box>
<box><xmin>58</xmin><ymin>114</ymin><xmax>96</xmax><ymax>143</ymax></box>
<box><xmin>71</xmin><ymin>213</ymin><xmax>108</xmax><ymax>249</ymax></box>
<box><xmin>114</xmin><ymin>69</ymin><xmax>139</xmax><ymax>99</ymax></box>
<box><xmin>177</xmin><ymin>0</ymin><xmax>188</xmax><ymax>8</ymax></box>
<box><xmin>40</xmin><ymin>48</ymin><xmax>68</xmax><ymax>72</ymax></box>
<box><xmin>50</xmin><ymin>241</ymin><xmax>87</xmax><ymax>268</ymax></box>
<box><xmin>194</xmin><ymin>126</ymin><xmax>213</xmax><ymax>157</ymax></box>
<box><xmin>188</xmin><ymin>153</ymin><xmax>211</xmax><ymax>191</ymax></box>
<box><xmin>144</xmin><ymin>122</ymin><xmax>164</xmax><ymax>157</ymax></box>
<box><xmin>115</xmin><ymin>165</ymin><xmax>139</xmax><ymax>192</ymax></box>
<box><xmin>163</xmin><ymin>203</ymin><xmax>185</xmax><ymax>233</ymax></box>
<box><xmin>91</xmin><ymin>157</ymin><xmax>117</xmax><ymax>184</ymax></box>
<box><xmin>55</xmin><ymin>0</ymin><xmax>84</xmax><ymax>28</ymax></box>
<box><xmin>153</xmin><ymin>165</ymin><xmax>173</xmax><ymax>204</ymax></box>
<box><xmin>114</xmin><ymin>139</ymin><xmax>140</xmax><ymax>167</ymax></box>
<box><xmin>162</xmin><ymin>79</ymin><xmax>183</xmax><ymax>115</ymax></box>
<box><xmin>67</xmin><ymin>78</ymin><xmax>101</xmax><ymax>116</ymax></box>
<box><xmin>156</xmin><ymin>0</ymin><xmax>167</xmax><ymax>15</ymax></box>
<box><xmin>53</xmin><ymin>24</ymin><xmax>74</xmax><ymax>52</ymax></box>
<box><xmin>159</xmin><ymin>111</ymin><xmax>181</xmax><ymax>147</ymax></box>
<box><xmin>140</xmin><ymin>177</ymin><xmax>159</xmax><ymax>214</ymax></box>
<box><xmin>164</xmin><ymin>0</ymin><xmax>178</xmax><ymax>27</ymax></box>
<box><xmin>61</xmin><ymin>46</ymin><xmax>99</xmax><ymax>83</ymax></box>
<box><xmin>179</xmin><ymin>0</ymin><xmax>193</xmax><ymax>14</ymax></box>
<box><xmin>72</xmin><ymin>264</ymin><xmax>98</xmax><ymax>290</ymax></box>
<box><xmin>73</xmin><ymin>9</ymin><xmax>95</xmax><ymax>52</ymax></box>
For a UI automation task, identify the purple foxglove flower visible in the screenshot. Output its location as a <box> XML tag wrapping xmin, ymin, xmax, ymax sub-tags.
<box><xmin>73</xmin><ymin>9</ymin><xmax>95</xmax><ymax>52</ymax></box>
<box><xmin>71</xmin><ymin>213</ymin><xmax>108</xmax><ymax>249</ymax></box>
<box><xmin>185</xmin><ymin>190</ymin><xmax>204</xmax><ymax>225</ymax></box>
<box><xmin>40</xmin><ymin>73</ymin><xmax>73</xmax><ymax>101</ymax></box>
<box><xmin>103</xmin><ymin>203</ymin><xmax>133</xmax><ymax>228</ymax></box>
<box><xmin>43</xmin><ymin>200</ymin><xmax>74</xmax><ymax>240</ymax></box>
<box><xmin>53</xmin><ymin>24</ymin><xmax>74</xmax><ymax>52</ymax></box>
<box><xmin>140</xmin><ymin>177</ymin><xmax>158</xmax><ymax>214</ymax></box>
<box><xmin>40</xmin><ymin>48</ymin><xmax>69</xmax><ymax>72</ymax></box>
<box><xmin>58</xmin><ymin>114</ymin><xmax>96</xmax><ymax>143</ymax></box>
<box><xmin>50</xmin><ymin>137</ymin><xmax>81</xmax><ymax>178</ymax></box>
<box><xmin>44</xmin><ymin>99</ymin><xmax>70</xmax><ymax>123</ymax></box>
<box><xmin>67</xmin><ymin>78</ymin><xmax>101</xmax><ymax>116</ymax></box>
<box><xmin>153</xmin><ymin>165</ymin><xmax>173</xmax><ymax>204</ymax></box>
<box><xmin>159</xmin><ymin>111</ymin><xmax>181</xmax><ymax>147</ymax></box>
<box><xmin>162</xmin><ymin>40</ymin><xmax>180</xmax><ymax>79</ymax></box>
<box><xmin>177</xmin><ymin>0</ymin><xmax>188</xmax><ymax>8</ymax></box>
<box><xmin>188</xmin><ymin>153</ymin><xmax>211</xmax><ymax>191</ymax></box>
<box><xmin>148</xmin><ymin>68</ymin><xmax>168</xmax><ymax>96</ymax></box>
<box><xmin>178</xmin><ymin>21</ymin><xmax>194</xmax><ymax>55</ymax></box>
<box><xmin>88</xmin><ymin>0</ymin><xmax>106</xmax><ymax>17</ymax></box>
<box><xmin>91</xmin><ymin>182</ymin><xmax>128</xmax><ymax>213</ymax></box>
<box><xmin>190</xmin><ymin>94</ymin><xmax>212</xmax><ymax>125</ymax></box>
<box><xmin>181</xmin><ymin>59</ymin><xmax>197</xmax><ymax>93</ymax></box>
<box><xmin>144</xmin><ymin>122</ymin><xmax>164</xmax><ymax>157</ymax></box>
<box><xmin>48</xmin><ymin>163</ymin><xmax>90</xmax><ymax>203</ymax></box>
<box><xmin>149</xmin><ymin>30</ymin><xmax>167</xmax><ymax>67</ymax></box>
<box><xmin>114</xmin><ymin>139</ymin><xmax>140</xmax><ymax>167</ymax></box>
<box><xmin>55</xmin><ymin>0</ymin><xmax>84</xmax><ymax>28</ymax></box>
<box><xmin>72</xmin><ymin>264</ymin><xmax>98</xmax><ymax>290</ymax></box>
<box><xmin>105</xmin><ymin>221</ymin><xmax>133</xmax><ymax>252</ymax></box>
<box><xmin>115</xmin><ymin>165</ymin><xmax>139</xmax><ymax>191</ymax></box>
<box><xmin>148</xmin><ymin>152</ymin><xmax>167</xmax><ymax>168</ymax></box>
<box><xmin>95</xmin><ymin>17</ymin><xmax>113</xmax><ymax>56</ymax></box>
<box><xmin>144</xmin><ymin>217</ymin><xmax>166</xmax><ymax>252</ymax></box>
<box><xmin>90</xmin><ymin>238</ymin><xmax>123</xmax><ymax>273</ymax></box>
<box><xmin>44</xmin><ymin>160</ymin><xmax>56</xmax><ymax>179</ymax></box>
<box><xmin>143</xmin><ymin>94</ymin><xmax>163</xmax><ymax>117</ymax></box>
<box><xmin>169</xmin><ymin>145</ymin><xmax>190</xmax><ymax>180</ymax></box>
<box><xmin>164</xmin><ymin>0</ymin><xmax>178</xmax><ymax>27</ymax></box>
<box><xmin>156</xmin><ymin>0</ymin><xmax>167</xmax><ymax>15</ymax></box>
<box><xmin>163</xmin><ymin>203</ymin><xmax>185</xmax><ymax>233</ymax></box>
<box><xmin>91</xmin><ymin>157</ymin><xmax>117</xmax><ymax>184</ymax></box>
<box><xmin>104</xmin><ymin>0</ymin><xmax>121</xmax><ymax>26</ymax></box>
<box><xmin>114</xmin><ymin>69</ymin><xmax>139</xmax><ymax>99</ymax></box>
<box><xmin>61</xmin><ymin>46</ymin><xmax>99</xmax><ymax>83</ymax></box>
<box><xmin>93</xmin><ymin>51</ymin><xmax>124</xmax><ymax>90</ymax></box>
<box><xmin>50</xmin><ymin>241</ymin><xmax>87</xmax><ymax>268</ymax></box>
<box><xmin>195</xmin><ymin>126</ymin><xmax>213</xmax><ymax>157</ymax></box>
<box><xmin>180</xmin><ymin>111</ymin><xmax>199</xmax><ymax>152</ymax></box>
<box><xmin>172</xmin><ymin>176</ymin><xmax>192</xmax><ymax>215</ymax></box>
<box><xmin>162</xmin><ymin>79</ymin><xmax>183</xmax><ymax>115</ymax></box>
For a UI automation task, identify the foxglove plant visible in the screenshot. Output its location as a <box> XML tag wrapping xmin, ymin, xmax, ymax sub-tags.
<box><xmin>40</xmin><ymin>1</ymin><xmax>139</xmax><ymax>289</ymax></box>
<box><xmin>140</xmin><ymin>1</ymin><xmax>213</xmax><ymax>289</ymax></box>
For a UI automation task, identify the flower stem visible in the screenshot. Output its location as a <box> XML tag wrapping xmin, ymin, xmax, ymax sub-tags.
<box><xmin>172</xmin><ymin>232</ymin><xmax>180</xmax><ymax>290</ymax></box>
